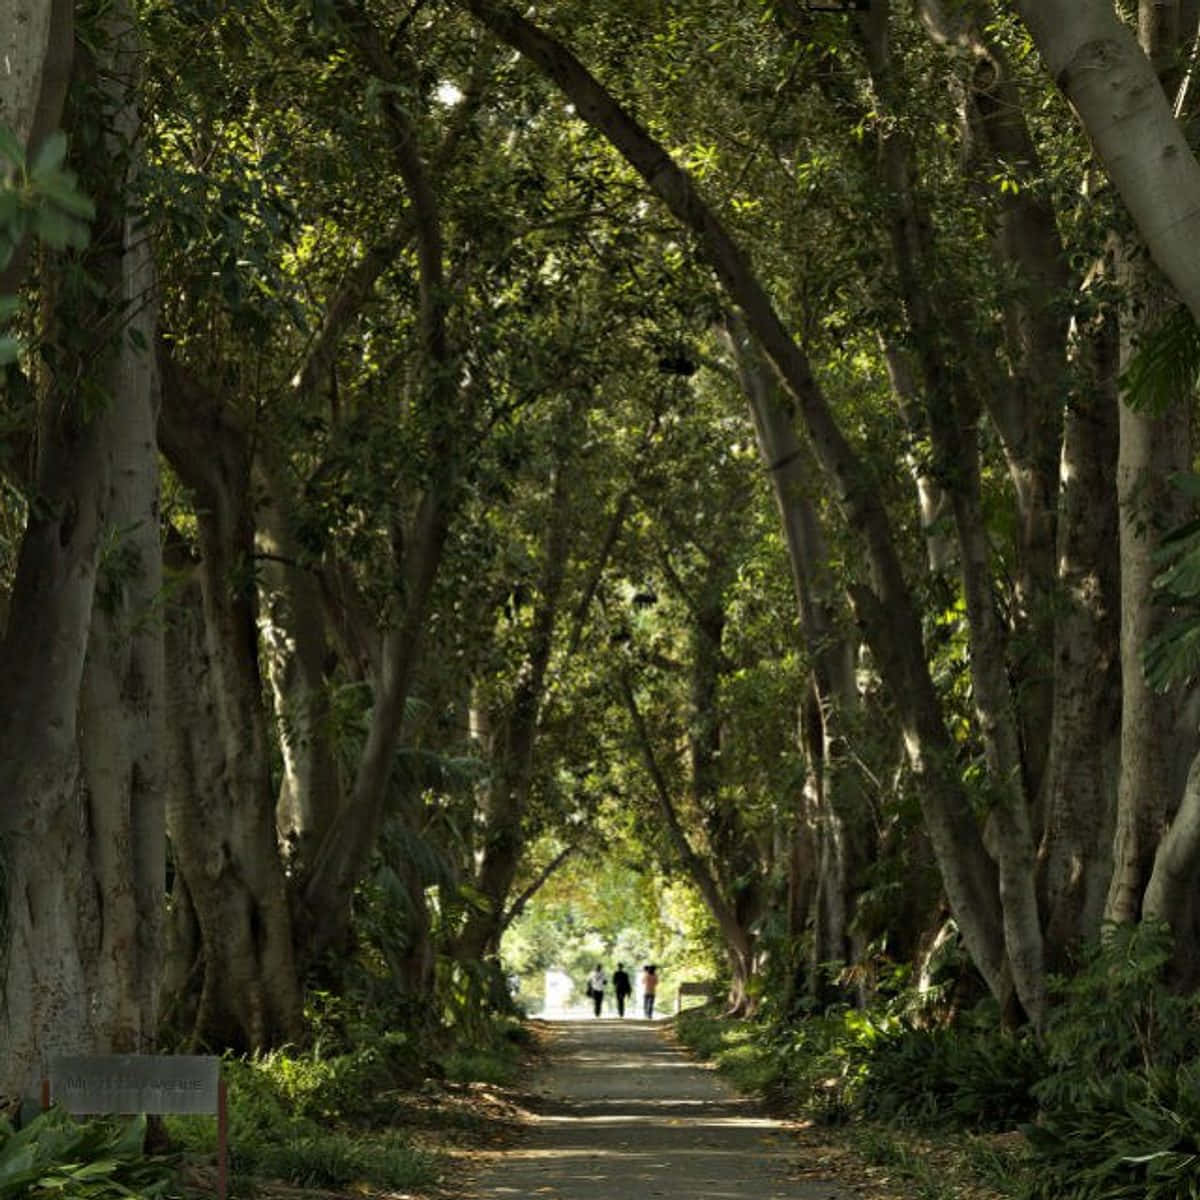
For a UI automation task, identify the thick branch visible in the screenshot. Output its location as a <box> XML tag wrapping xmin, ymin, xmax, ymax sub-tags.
<box><xmin>1015</xmin><ymin>0</ymin><xmax>1200</xmax><ymax>326</ymax></box>
<box><xmin>499</xmin><ymin>844</ymin><xmax>577</xmax><ymax>933</ymax></box>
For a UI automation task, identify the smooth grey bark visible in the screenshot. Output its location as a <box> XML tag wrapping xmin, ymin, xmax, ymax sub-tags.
<box><xmin>861</xmin><ymin>3</ymin><xmax>1045</xmax><ymax>1024</ymax></box>
<box><xmin>1038</xmin><ymin>296</ymin><xmax>1121</xmax><ymax>956</ymax></box>
<box><xmin>1014</xmin><ymin>0</ymin><xmax>1200</xmax><ymax>328</ymax></box>
<box><xmin>0</xmin><ymin>0</ymin><xmax>72</xmax><ymax>293</ymax></box>
<box><xmin>1106</xmin><ymin>298</ymin><xmax>1194</xmax><ymax>925</ymax></box>
<box><xmin>879</xmin><ymin>339</ymin><xmax>956</xmax><ymax>575</ymax></box>
<box><xmin>0</xmin><ymin>0</ymin><xmax>162</xmax><ymax>1098</ymax></box>
<box><xmin>256</xmin><ymin>457</ymin><xmax>341</xmax><ymax>866</ymax></box>
<box><xmin>75</xmin><ymin>0</ymin><xmax>165</xmax><ymax>1056</ymax></box>
<box><xmin>720</xmin><ymin>312</ymin><xmax>866</xmax><ymax>988</ymax></box>
<box><xmin>1144</xmin><ymin>749</ymin><xmax>1200</xmax><ymax>932</ymax></box>
<box><xmin>158</xmin><ymin>355</ymin><xmax>303</xmax><ymax>1050</ymax></box>
<box><xmin>0</xmin><ymin>367</ymin><xmax>110</xmax><ymax>1098</ymax></box>
<box><xmin>77</xmin><ymin>243</ymin><xmax>164</xmax><ymax>1055</ymax></box>
<box><xmin>455</xmin><ymin>0</ymin><xmax>1012</xmax><ymax>1012</ymax></box>
<box><xmin>1103</xmin><ymin>6</ymin><xmax>1199</xmax><ymax>929</ymax></box>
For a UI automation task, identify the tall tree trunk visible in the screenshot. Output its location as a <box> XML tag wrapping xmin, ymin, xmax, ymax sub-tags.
<box><xmin>1105</xmin><ymin>5</ymin><xmax>1199</xmax><ymax>926</ymax></box>
<box><xmin>77</xmin><ymin>225</ymin><xmax>165</xmax><ymax>1056</ymax></box>
<box><xmin>916</xmin><ymin>0</ymin><xmax>1069</xmax><ymax>801</ymax></box>
<box><xmin>862</xmin><ymin>2</ymin><xmax>1046</xmax><ymax>1024</ymax></box>
<box><xmin>256</xmin><ymin>456</ymin><xmax>341</xmax><ymax>869</ymax></box>
<box><xmin>298</xmin><ymin>39</ymin><xmax>464</xmax><ymax>961</ymax></box>
<box><xmin>158</xmin><ymin>357</ymin><xmax>303</xmax><ymax>1050</ymax></box>
<box><xmin>1037</xmin><ymin>291</ymin><xmax>1122</xmax><ymax>960</ymax></box>
<box><xmin>619</xmin><ymin>669</ymin><xmax>757</xmax><ymax>1012</ymax></box>
<box><xmin>721</xmin><ymin>312</ymin><xmax>867</xmax><ymax>993</ymax></box>
<box><xmin>878</xmin><ymin>339</ymin><xmax>956</xmax><ymax>575</ymax></box>
<box><xmin>0</xmin><ymin>0</ymin><xmax>163</xmax><ymax>1099</ymax></box>
<box><xmin>0</xmin><ymin>0</ymin><xmax>72</xmax><ymax>294</ymax></box>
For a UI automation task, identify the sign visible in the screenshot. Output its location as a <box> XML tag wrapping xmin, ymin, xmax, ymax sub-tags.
<box><xmin>49</xmin><ymin>1055</ymin><xmax>219</xmax><ymax>1115</ymax></box>
<box><xmin>45</xmin><ymin>1055</ymin><xmax>227</xmax><ymax>1200</ymax></box>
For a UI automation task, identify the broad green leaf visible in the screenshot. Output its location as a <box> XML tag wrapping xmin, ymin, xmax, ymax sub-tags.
<box><xmin>37</xmin><ymin>172</ymin><xmax>95</xmax><ymax>219</ymax></box>
<box><xmin>29</xmin><ymin>130</ymin><xmax>68</xmax><ymax>178</ymax></box>
<box><xmin>0</xmin><ymin>125</ymin><xmax>24</xmax><ymax>170</ymax></box>
<box><xmin>0</xmin><ymin>336</ymin><xmax>21</xmax><ymax>365</ymax></box>
<box><xmin>1167</xmin><ymin>470</ymin><xmax>1200</xmax><ymax>500</ymax></box>
<box><xmin>110</xmin><ymin>1114</ymin><xmax>146</xmax><ymax>1157</ymax></box>
<box><xmin>33</xmin><ymin>206</ymin><xmax>89</xmax><ymax>251</ymax></box>
<box><xmin>1121</xmin><ymin>304</ymin><xmax>1200</xmax><ymax>415</ymax></box>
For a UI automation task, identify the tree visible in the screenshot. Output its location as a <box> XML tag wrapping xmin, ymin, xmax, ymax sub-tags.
<box><xmin>0</xmin><ymin>0</ymin><xmax>164</xmax><ymax>1097</ymax></box>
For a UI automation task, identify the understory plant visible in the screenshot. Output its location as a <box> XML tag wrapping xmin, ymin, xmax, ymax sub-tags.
<box><xmin>0</xmin><ymin>1110</ymin><xmax>176</xmax><ymax>1199</ymax></box>
<box><xmin>1017</xmin><ymin>921</ymin><xmax>1200</xmax><ymax>1200</ymax></box>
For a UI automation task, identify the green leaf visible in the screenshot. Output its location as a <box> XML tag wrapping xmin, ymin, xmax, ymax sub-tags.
<box><xmin>0</xmin><ymin>336</ymin><xmax>22</xmax><ymax>365</ymax></box>
<box><xmin>37</xmin><ymin>172</ymin><xmax>95</xmax><ymax>220</ymax></box>
<box><xmin>1167</xmin><ymin>470</ymin><xmax>1200</xmax><ymax>500</ymax></box>
<box><xmin>1121</xmin><ymin>304</ymin><xmax>1200</xmax><ymax>415</ymax></box>
<box><xmin>32</xmin><ymin>206</ymin><xmax>73</xmax><ymax>249</ymax></box>
<box><xmin>110</xmin><ymin>1114</ymin><xmax>146</xmax><ymax>1157</ymax></box>
<box><xmin>1143</xmin><ymin>621</ymin><xmax>1200</xmax><ymax>693</ymax></box>
<box><xmin>29</xmin><ymin>130</ymin><xmax>68</xmax><ymax>178</ymax></box>
<box><xmin>0</xmin><ymin>125</ymin><xmax>24</xmax><ymax>171</ymax></box>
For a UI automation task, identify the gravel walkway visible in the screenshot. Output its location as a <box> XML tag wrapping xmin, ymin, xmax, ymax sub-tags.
<box><xmin>462</xmin><ymin>1018</ymin><xmax>854</xmax><ymax>1200</ymax></box>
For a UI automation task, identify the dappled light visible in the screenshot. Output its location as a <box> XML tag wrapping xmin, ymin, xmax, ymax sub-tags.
<box><xmin>467</xmin><ymin>1021</ymin><xmax>846</xmax><ymax>1200</ymax></box>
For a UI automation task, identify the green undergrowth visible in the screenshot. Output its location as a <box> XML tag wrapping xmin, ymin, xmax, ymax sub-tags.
<box><xmin>674</xmin><ymin>1006</ymin><xmax>1036</xmax><ymax>1198</ymax></box>
<box><xmin>2</xmin><ymin>1011</ymin><xmax>532</xmax><ymax>1200</ymax></box>
<box><xmin>167</xmin><ymin>1014</ymin><xmax>532</xmax><ymax>1194</ymax></box>
<box><xmin>0</xmin><ymin>1110</ymin><xmax>177</xmax><ymax>1199</ymax></box>
<box><xmin>674</xmin><ymin>923</ymin><xmax>1200</xmax><ymax>1200</ymax></box>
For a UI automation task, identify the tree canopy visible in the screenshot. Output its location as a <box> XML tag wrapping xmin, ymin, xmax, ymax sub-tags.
<box><xmin>4</xmin><ymin>0</ymin><xmax>1200</xmax><ymax>1100</ymax></box>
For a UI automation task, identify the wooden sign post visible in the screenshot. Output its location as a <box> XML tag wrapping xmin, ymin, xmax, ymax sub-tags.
<box><xmin>45</xmin><ymin>1055</ymin><xmax>227</xmax><ymax>1200</ymax></box>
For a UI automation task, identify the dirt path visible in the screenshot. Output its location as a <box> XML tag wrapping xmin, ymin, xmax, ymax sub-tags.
<box><xmin>460</xmin><ymin>1019</ymin><xmax>854</xmax><ymax>1200</ymax></box>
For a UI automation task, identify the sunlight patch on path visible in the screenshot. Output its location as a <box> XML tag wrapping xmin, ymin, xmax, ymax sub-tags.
<box><xmin>462</xmin><ymin>1020</ymin><xmax>854</xmax><ymax>1200</ymax></box>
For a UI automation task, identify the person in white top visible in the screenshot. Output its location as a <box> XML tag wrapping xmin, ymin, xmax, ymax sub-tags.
<box><xmin>587</xmin><ymin>964</ymin><xmax>607</xmax><ymax>1017</ymax></box>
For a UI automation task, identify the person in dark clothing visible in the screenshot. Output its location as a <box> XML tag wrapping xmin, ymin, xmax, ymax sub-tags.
<box><xmin>612</xmin><ymin>963</ymin><xmax>633</xmax><ymax>1017</ymax></box>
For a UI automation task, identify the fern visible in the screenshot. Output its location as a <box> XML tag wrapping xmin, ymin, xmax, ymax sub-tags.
<box><xmin>1121</xmin><ymin>305</ymin><xmax>1200</xmax><ymax>415</ymax></box>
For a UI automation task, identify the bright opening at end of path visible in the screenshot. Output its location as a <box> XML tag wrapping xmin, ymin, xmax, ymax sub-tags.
<box><xmin>539</xmin><ymin>969</ymin><xmax>670</xmax><ymax>1019</ymax></box>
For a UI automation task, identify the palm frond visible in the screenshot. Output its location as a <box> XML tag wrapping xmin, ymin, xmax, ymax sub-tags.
<box><xmin>1121</xmin><ymin>305</ymin><xmax>1200</xmax><ymax>415</ymax></box>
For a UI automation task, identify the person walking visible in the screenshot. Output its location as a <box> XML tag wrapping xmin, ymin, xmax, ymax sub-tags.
<box><xmin>612</xmin><ymin>962</ymin><xmax>633</xmax><ymax>1017</ymax></box>
<box><xmin>641</xmin><ymin>964</ymin><xmax>658</xmax><ymax>1019</ymax></box>
<box><xmin>587</xmin><ymin>964</ymin><xmax>607</xmax><ymax>1017</ymax></box>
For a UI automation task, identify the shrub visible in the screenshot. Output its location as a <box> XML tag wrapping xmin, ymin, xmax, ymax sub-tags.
<box><xmin>1020</xmin><ymin>1064</ymin><xmax>1200</xmax><ymax>1200</ymax></box>
<box><xmin>0</xmin><ymin>1110</ymin><xmax>176</xmax><ymax>1199</ymax></box>
<box><xmin>1017</xmin><ymin>920</ymin><xmax>1200</xmax><ymax>1199</ymax></box>
<box><xmin>857</xmin><ymin>1023</ymin><xmax>1043</xmax><ymax>1129</ymax></box>
<box><xmin>1035</xmin><ymin>920</ymin><xmax>1200</xmax><ymax>1110</ymax></box>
